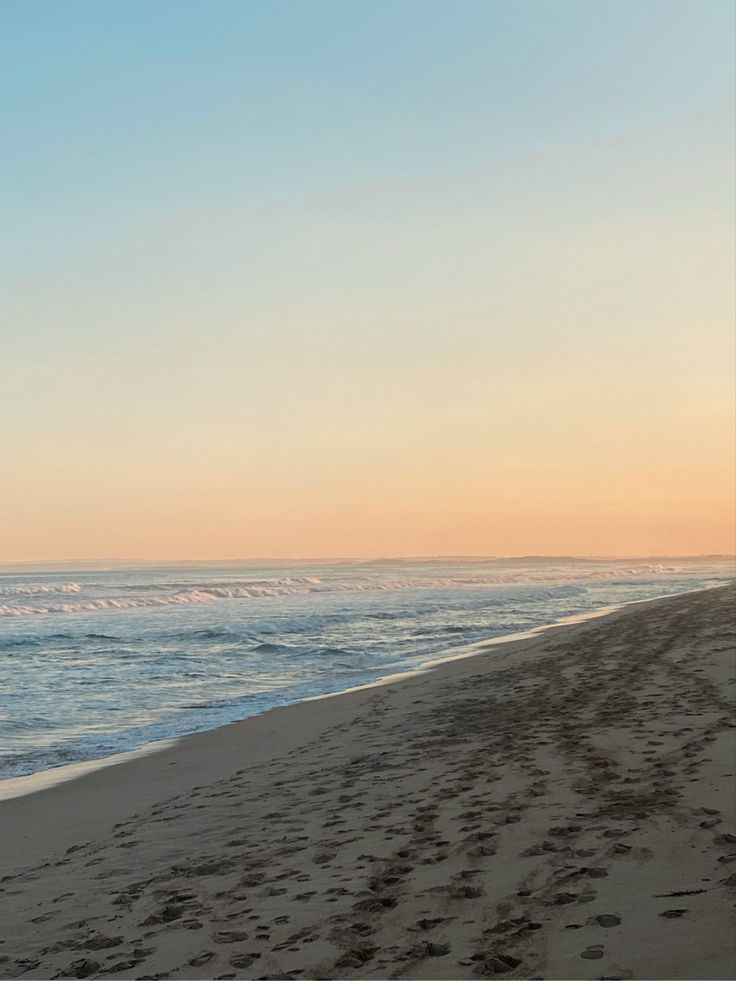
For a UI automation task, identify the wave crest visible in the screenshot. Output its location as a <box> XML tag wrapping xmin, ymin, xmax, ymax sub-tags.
<box><xmin>0</xmin><ymin>582</ymin><xmax>81</xmax><ymax>597</ymax></box>
<box><xmin>0</xmin><ymin>564</ymin><xmax>688</xmax><ymax>618</ymax></box>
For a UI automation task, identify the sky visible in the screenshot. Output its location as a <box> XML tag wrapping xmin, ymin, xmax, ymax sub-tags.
<box><xmin>2</xmin><ymin>0</ymin><xmax>735</xmax><ymax>561</ymax></box>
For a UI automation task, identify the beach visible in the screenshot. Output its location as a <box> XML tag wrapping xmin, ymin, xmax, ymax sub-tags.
<box><xmin>0</xmin><ymin>584</ymin><xmax>734</xmax><ymax>981</ymax></box>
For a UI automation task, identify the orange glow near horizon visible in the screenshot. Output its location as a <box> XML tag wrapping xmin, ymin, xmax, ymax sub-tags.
<box><xmin>5</xmin><ymin>355</ymin><xmax>734</xmax><ymax>561</ymax></box>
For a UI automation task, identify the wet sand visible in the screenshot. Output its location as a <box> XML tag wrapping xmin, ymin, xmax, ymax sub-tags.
<box><xmin>0</xmin><ymin>585</ymin><xmax>734</xmax><ymax>980</ymax></box>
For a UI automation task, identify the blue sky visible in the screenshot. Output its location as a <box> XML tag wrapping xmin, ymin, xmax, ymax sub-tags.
<box><xmin>4</xmin><ymin>0</ymin><xmax>733</xmax><ymax>220</ymax></box>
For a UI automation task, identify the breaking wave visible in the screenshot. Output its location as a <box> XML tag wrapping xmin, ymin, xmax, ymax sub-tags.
<box><xmin>0</xmin><ymin>582</ymin><xmax>81</xmax><ymax>597</ymax></box>
<box><xmin>0</xmin><ymin>565</ymin><xmax>683</xmax><ymax>618</ymax></box>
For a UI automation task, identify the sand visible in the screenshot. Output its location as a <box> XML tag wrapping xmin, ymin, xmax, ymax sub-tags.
<box><xmin>0</xmin><ymin>584</ymin><xmax>734</xmax><ymax>981</ymax></box>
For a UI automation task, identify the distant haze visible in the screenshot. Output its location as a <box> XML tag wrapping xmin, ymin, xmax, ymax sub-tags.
<box><xmin>2</xmin><ymin>0</ymin><xmax>734</xmax><ymax>561</ymax></box>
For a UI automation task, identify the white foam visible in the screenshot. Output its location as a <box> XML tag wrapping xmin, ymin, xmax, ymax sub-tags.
<box><xmin>0</xmin><ymin>565</ymin><xmax>688</xmax><ymax>617</ymax></box>
<box><xmin>0</xmin><ymin>582</ymin><xmax>81</xmax><ymax>597</ymax></box>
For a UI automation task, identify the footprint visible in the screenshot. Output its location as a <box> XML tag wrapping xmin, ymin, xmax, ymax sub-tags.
<box><xmin>595</xmin><ymin>914</ymin><xmax>621</xmax><ymax>927</ymax></box>
<box><xmin>67</xmin><ymin>959</ymin><xmax>100</xmax><ymax>978</ymax></box>
<box><xmin>581</xmin><ymin>946</ymin><xmax>605</xmax><ymax>960</ymax></box>
<box><xmin>188</xmin><ymin>952</ymin><xmax>214</xmax><ymax>967</ymax></box>
<box><xmin>411</xmin><ymin>940</ymin><xmax>451</xmax><ymax>957</ymax></box>
<box><xmin>229</xmin><ymin>953</ymin><xmax>261</xmax><ymax>968</ymax></box>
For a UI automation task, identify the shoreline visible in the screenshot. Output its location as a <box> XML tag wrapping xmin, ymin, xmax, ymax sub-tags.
<box><xmin>1</xmin><ymin>583</ymin><xmax>734</xmax><ymax>980</ymax></box>
<box><xmin>1</xmin><ymin>581</ymin><xmax>728</xmax><ymax>805</ymax></box>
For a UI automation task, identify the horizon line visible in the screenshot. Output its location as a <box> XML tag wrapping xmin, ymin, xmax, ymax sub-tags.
<box><xmin>1</xmin><ymin>552</ymin><xmax>734</xmax><ymax>571</ymax></box>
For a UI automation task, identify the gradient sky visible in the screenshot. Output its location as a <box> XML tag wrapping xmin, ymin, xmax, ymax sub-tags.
<box><xmin>2</xmin><ymin>0</ymin><xmax>735</xmax><ymax>561</ymax></box>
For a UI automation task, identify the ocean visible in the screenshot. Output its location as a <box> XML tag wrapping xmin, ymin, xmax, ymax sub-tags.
<box><xmin>0</xmin><ymin>556</ymin><xmax>732</xmax><ymax>782</ymax></box>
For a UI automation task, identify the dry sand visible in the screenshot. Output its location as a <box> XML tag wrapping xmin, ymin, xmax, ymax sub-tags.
<box><xmin>0</xmin><ymin>585</ymin><xmax>734</xmax><ymax>981</ymax></box>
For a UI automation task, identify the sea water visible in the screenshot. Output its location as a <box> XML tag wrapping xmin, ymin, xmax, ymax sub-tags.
<box><xmin>0</xmin><ymin>556</ymin><xmax>732</xmax><ymax>781</ymax></box>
